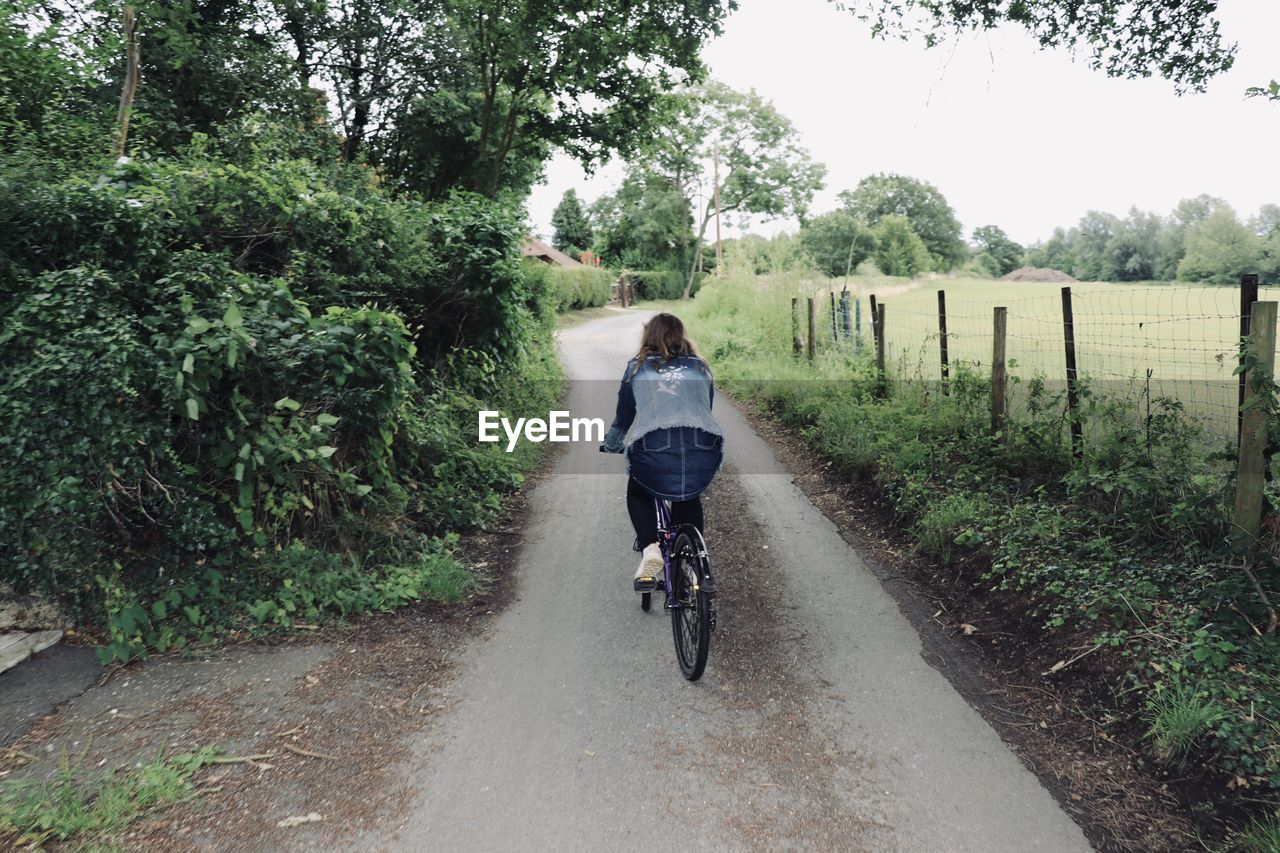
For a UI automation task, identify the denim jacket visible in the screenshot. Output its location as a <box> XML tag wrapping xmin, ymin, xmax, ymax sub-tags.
<box><xmin>601</xmin><ymin>354</ymin><xmax>722</xmax><ymax>453</ymax></box>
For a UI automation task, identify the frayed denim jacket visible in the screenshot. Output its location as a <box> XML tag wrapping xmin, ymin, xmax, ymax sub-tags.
<box><xmin>602</xmin><ymin>354</ymin><xmax>722</xmax><ymax>452</ymax></box>
<box><xmin>601</xmin><ymin>353</ymin><xmax>724</xmax><ymax>501</ymax></box>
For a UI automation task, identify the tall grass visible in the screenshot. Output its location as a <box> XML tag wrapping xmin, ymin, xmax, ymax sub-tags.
<box><xmin>680</xmin><ymin>272</ymin><xmax>1280</xmax><ymax>833</ymax></box>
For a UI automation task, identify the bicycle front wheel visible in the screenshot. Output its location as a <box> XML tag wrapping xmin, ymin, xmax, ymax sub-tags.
<box><xmin>669</xmin><ymin>529</ymin><xmax>711</xmax><ymax>680</ymax></box>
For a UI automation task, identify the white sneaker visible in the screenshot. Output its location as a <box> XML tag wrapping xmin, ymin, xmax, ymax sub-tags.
<box><xmin>634</xmin><ymin>543</ymin><xmax>663</xmax><ymax>590</ymax></box>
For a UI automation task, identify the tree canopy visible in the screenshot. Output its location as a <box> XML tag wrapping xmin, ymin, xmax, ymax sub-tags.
<box><xmin>839</xmin><ymin>173</ymin><xmax>965</xmax><ymax>271</ymax></box>
<box><xmin>836</xmin><ymin>0</ymin><xmax>1236</xmax><ymax>94</ymax></box>
<box><xmin>972</xmin><ymin>225</ymin><xmax>1023</xmax><ymax>277</ymax></box>
<box><xmin>26</xmin><ymin>0</ymin><xmax>737</xmax><ymax>200</ymax></box>
<box><xmin>799</xmin><ymin>211</ymin><xmax>876</xmax><ymax>278</ymax></box>
<box><xmin>645</xmin><ymin>82</ymin><xmax>825</xmax><ymax>293</ymax></box>
<box><xmin>551</xmin><ymin>189</ymin><xmax>592</xmax><ymax>256</ymax></box>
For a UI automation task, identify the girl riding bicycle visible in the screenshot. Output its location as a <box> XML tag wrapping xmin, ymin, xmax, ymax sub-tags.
<box><xmin>601</xmin><ymin>313</ymin><xmax>724</xmax><ymax>589</ymax></box>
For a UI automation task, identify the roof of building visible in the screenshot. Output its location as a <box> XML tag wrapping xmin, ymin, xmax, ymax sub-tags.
<box><xmin>522</xmin><ymin>237</ymin><xmax>583</xmax><ymax>267</ymax></box>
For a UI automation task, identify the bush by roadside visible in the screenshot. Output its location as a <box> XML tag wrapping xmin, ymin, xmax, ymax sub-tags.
<box><xmin>0</xmin><ymin>121</ymin><xmax>562</xmax><ymax>662</ymax></box>
<box><xmin>523</xmin><ymin>261</ymin><xmax>614</xmax><ymax>312</ymax></box>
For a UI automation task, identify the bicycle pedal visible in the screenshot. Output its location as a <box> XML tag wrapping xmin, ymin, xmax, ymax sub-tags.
<box><xmin>633</xmin><ymin>576</ymin><xmax>659</xmax><ymax>592</ymax></box>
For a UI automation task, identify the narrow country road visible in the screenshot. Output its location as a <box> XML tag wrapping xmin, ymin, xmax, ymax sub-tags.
<box><xmin>371</xmin><ymin>310</ymin><xmax>1091</xmax><ymax>851</ymax></box>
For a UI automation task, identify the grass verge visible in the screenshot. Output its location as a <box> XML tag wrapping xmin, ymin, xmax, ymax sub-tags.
<box><xmin>681</xmin><ymin>271</ymin><xmax>1280</xmax><ymax>848</ymax></box>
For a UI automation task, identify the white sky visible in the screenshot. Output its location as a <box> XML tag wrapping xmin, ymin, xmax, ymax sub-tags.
<box><xmin>526</xmin><ymin>0</ymin><xmax>1280</xmax><ymax>247</ymax></box>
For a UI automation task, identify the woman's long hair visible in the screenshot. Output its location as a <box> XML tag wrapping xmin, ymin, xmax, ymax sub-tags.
<box><xmin>631</xmin><ymin>313</ymin><xmax>704</xmax><ymax>376</ymax></box>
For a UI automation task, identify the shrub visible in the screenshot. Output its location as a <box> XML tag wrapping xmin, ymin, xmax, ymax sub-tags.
<box><xmin>629</xmin><ymin>270</ymin><xmax>701</xmax><ymax>300</ymax></box>
<box><xmin>0</xmin><ymin>122</ymin><xmax>563</xmax><ymax>660</ymax></box>
<box><xmin>523</xmin><ymin>261</ymin><xmax>613</xmax><ymax>311</ymax></box>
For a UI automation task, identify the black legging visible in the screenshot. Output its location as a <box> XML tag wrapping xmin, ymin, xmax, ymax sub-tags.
<box><xmin>627</xmin><ymin>476</ymin><xmax>703</xmax><ymax>549</ymax></box>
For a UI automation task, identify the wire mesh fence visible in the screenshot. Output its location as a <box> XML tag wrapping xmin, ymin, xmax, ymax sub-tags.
<box><xmin>805</xmin><ymin>279</ymin><xmax>1267</xmax><ymax>446</ymax></box>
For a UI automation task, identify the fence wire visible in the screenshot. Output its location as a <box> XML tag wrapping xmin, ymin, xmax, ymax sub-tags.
<box><xmin>820</xmin><ymin>283</ymin><xmax>1265</xmax><ymax>444</ymax></box>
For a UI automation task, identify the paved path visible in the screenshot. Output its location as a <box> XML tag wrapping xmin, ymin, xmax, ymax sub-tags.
<box><xmin>373</xmin><ymin>310</ymin><xmax>1091</xmax><ymax>851</ymax></box>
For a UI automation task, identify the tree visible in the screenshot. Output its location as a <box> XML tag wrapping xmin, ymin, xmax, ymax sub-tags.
<box><xmin>1103</xmin><ymin>208</ymin><xmax>1164</xmax><ymax>281</ymax></box>
<box><xmin>839</xmin><ymin>173</ymin><xmax>965</xmax><ymax>271</ymax></box>
<box><xmin>445</xmin><ymin>0</ymin><xmax>737</xmax><ymax>196</ymax></box>
<box><xmin>838</xmin><ymin>0</ymin><xmax>1235</xmax><ymax>94</ymax></box>
<box><xmin>1177</xmin><ymin>206</ymin><xmax>1262</xmax><ymax>284</ymax></box>
<box><xmin>1066</xmin><ymin>210</ymin><xmax>1120</xmax><ymax>281</ymax></box>
<box><xmin>1254</xmin><ymin>205</ymin><xmax>1280</xmax><ymax>284</ymax></box>
<box><xmin>873</xmin><ymin>215</ymin><xmax>931</xmax><ymax>278</ymax></box>
<box><xmin>627</xmin><ymin>81</ymin><xmax>826</xmax><ymax>296</ymax></box>
<box><xmin>590</xmin><ymin>170</ymin><xmax>693</xmax><ymax>271</ymax></box>
<box><xmin>971</xmin><ymin>225</ymin><xmax>1022</xmax><ymax>278</ymax></box>
<box><xmin>1025</xmin><ymin>227</ymin><xmax>1074</xmax><ymax>274</ymax></box>
<box><xmin>551</xmin><ymin>189</ymin><xmax>592</xmax><ymax>255</ymax></box>
<box><xmin>800</xmin><ymin>210</ymin><xmax>876</xmax><ymax>278</ymax></box>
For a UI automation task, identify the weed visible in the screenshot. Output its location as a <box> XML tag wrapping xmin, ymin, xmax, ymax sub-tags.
<box><xmin>1226</xmin><ymin>810</ymin><xmax>1280</xmax><ymax>852</ymax></box>
<box><xmin>1145</xmin><ymin>679</ymin><xmax>1225</xmax><ymax>763</ymax></box>
<box><xmin>0</xmin><ymin>747</ymin><xmax>221</xmax><ymax>848</ymax></box>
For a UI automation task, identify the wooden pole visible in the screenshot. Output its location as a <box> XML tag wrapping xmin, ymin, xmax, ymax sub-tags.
<box><xmin>869</xmin><ymin>293</ymin><xmax>879</xmax><ymax>346</ymax></box>
<box><xmin>806</xmin><ymin>298</ymin><xmax>817</xmax><ymax>362</ymax></box>
<box><xmin>991</xmin><ymin>307</ymin><xmax>1007</xmax><ymax>435</ymax></box>
<box><xmin>113</xmin><ymin>6</ymin><xmax>140</xmax><ymax>159</ymax></box>
<box><xmin>874</xmin><ymin>304</ymin><xmax>886</xmax><ymax>395</ymax></box>
<box><xmin>1061</xmin><ymin>286</ymin><xmax>1083</xmax><ymax>459</ymax></box>
<box><xmin>840</xmin><ymin>288</ymin><xmax>853</xmax><ymax>340</ymax></box>
<box><xmin>830</xmin><ymin>291</ymin><xmax>839</xmax><ymax>342</ymax></box>
<box><xmin>937</xmin><ymin>289</ymin><xmax>949</xmax><ymax>393</ymax></box>
<box><xmin>713</xmin><ymin>142</ymin><xmax>723</xmax><ymax>276</ymax></box>
<box><xmin>792</xmin><ymin>297</ymin><xmax>802</xmax><ymax>356</ymax></box>
<box><xmin>1239</xmin><ymin>273</ymin><xmax>1260</xmax><ymax>446</ymax></box>
<box><xmin>1232</xmin><ymin>300</ymin><xmax>1277</xmax><ymax>553</ymax></box>
<box><xmin>855</xmin><ymin>296</ymin><xmax>862</xmax><ymax>351</ymax></box>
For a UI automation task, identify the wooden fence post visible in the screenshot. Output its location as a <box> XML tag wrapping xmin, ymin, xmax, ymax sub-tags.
<box><xmin>792</xmin><ymin>296</ymin><xmax>801</xmax><ymax>356</ymax></box>
<box><xmin>840</xmin><ymin>288</ymin><xmax>852</xmax><ymax>339</ymax></box>
<box><xmin>875</xmin><ymin>304</ymin><xmax>886</xmax><ymax>395</ymax></box>
<box><xmin>937</xmin><ymin>289</ymin><xmax>949</xmax><ymax>393</ymax></box>
<box><xmin>991</xmin><ymin>306</ymin><xmax>1007</xmax><ymax>435</ymax></box>
<box><xmin>1061</xmin><ymin>286</ymin><xmax>1083</xmax><ymax>459</ymax></box>
<box><xmin>869</xmin><ymin>293</ymin><xmax>879</xmax><ymax>341</ymax></box>
<box><xmin>806</xmin><ymin>297</ymin><xmax>817</xmax><ymax>362</ymax></box>
<box><xmin>854</xmin><ymin>296</ymin><xmax>862</xmax><ymax>351</ymax></box>
<box><xmin>1239</xmin><ymin>273</ymin><xmax>1260</xmax><ymax>446</ymax></box>
<box><xmin>830</xmin><ymin>291</ymin><xmax>839</xmax><ymax>342</ymax></box>
<box><xmin>1233</xmin><ymin>300</ymin><xmax>1277</xmax><ymax>552</ymax></box>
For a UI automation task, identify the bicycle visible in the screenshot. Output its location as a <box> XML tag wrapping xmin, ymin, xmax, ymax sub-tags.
<box><xmin>635</xmin><ymin>497</ymin><xmax>716</xmax><ymax>681</ymax></box>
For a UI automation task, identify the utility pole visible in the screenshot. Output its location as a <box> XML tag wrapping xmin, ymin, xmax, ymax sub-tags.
<box><xmin>713</xmin><ymin>141</ymin><xmax>723</xmax><ymax>276</ymax></box>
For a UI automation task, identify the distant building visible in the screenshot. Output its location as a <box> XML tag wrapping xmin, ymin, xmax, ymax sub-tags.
<box><xmin>522</xmin><ymin>237</ymin><xmax>582</xmax><ymax>268</ymax></box>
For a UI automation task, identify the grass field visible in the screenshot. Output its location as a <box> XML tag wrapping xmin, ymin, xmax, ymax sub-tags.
<box><xmin>679</xmin><ymin>273</ymin><xmax>1268</xmax><ymax>441</ymax></box>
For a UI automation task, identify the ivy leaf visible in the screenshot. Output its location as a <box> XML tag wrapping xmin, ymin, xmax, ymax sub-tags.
<box><xmin>182</xmin><ymin>353</ymin><xmax>195</xmax><ymax>374</ymax></box>
<box><xmin>275</xmin><ymin>397</ymin><xmax>301</xmax><ymax>411</ymax></box>
<box><xmin>185</xmin><ymin>398</ymin><xmax>199</xmax><ymax>420</ymax></box>
<box><xmin>222</xmin><ymin>302</ymin><xmax>243</xmax><ymax>328</ymax></box>
<box><xmin>187</xmin><ymin>317</ymin><xmax>211</xmax><ymax>335</ymax></box>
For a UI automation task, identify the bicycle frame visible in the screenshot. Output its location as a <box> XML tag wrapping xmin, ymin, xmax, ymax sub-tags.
<box><xmin>654</xmin><ymin>497</ymin><xmax>676</xmax><ymax>608</ymax></box>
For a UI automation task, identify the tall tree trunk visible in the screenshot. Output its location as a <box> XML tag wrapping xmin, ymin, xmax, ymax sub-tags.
<box><xmin>683</xmin><ymin>209</ymin><xmax>713</xmax><ymax>299</ymax></box>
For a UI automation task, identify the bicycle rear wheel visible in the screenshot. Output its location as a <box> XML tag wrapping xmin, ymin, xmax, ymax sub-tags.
<box><xmin>669</xmin><ymin>529</ymin><xmax>711</xmax><ymax>680</ymax></box>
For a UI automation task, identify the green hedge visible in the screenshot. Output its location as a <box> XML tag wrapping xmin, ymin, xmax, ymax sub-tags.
<box><xmin>0</xmin><ymin>121</ymin><xmax>562</xmax><ymax>661</ymax></box>
<box><xmin>628</xmin><ymin>270</ymin><xmax>704</xmax><ymax>300</ymax></box>
<box><xmin>522</xmin><ymin>261</ymin><xmax>614</xmax><ymax>312</ymax></box>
